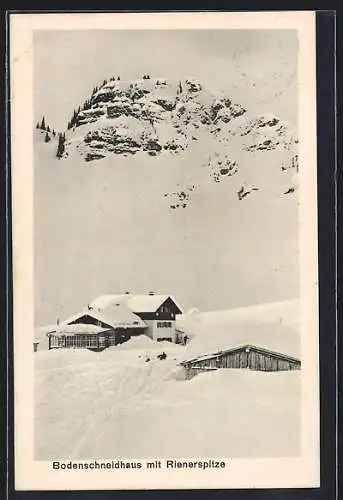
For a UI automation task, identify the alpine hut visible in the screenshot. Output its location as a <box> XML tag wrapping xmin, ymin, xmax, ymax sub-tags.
<box><xmin>88</xmin><ymin>293</ymin><xmax>182</xmax><ymax>343</ymax></box>
<box><xmin>48</xmin><ymin>293</ymin><xmax>183</xmax><ymax>350</ymax></box>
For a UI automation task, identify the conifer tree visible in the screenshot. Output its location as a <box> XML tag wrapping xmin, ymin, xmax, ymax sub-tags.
<box><xmin>56</xmin><ymin>132</ymin><xmax>66</xmax><ymax>158</ymax></box>
<box><xmin>47</xmin><ymin>125</ymin><xmax>51</xmax><ymax>133</ymax></box>
<box><xmin>41</xmin><ymin>116</ymin><xmax>46</xmax><ymax>130</ymax></box>
<box><xmin>83</xmin><ymin>99</ymin><xmax>91</xmax><ymax>110</ymax></box>
<box><xmin>44</xmin><ymin>132</ymin><xmax>51</xmax><ymax>143</ymax></box>
<box><xmin>36</xmin><ymin>122</ymin><xmax>40</xmax><ymax>129</ymax></box>
<box><xmin>72</xmin><ymin>109</ymin><xmax>77</xmax><ymax>125</ymax></box>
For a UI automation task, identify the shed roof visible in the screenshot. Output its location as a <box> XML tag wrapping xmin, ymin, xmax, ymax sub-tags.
<box><xmin>89</xmin><ymin>294</ymin><xmax>181</xmax><ymax>314</ymax></box>
<box><xmin>181</xmin><ymin>322</ymin><xmax>300</xmax><ymax>363</ymax></box>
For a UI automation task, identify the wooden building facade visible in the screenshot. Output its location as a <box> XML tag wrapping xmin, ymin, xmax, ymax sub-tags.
<box><xmin>48</xmin><ymin>309</ymin><xmax>146</xmax><ymax>351</ymax></box>
<box><xmin>134</xmin><ymin>296</ymin><xmax>183</xmax><ymax>342</ymax></box>
<box><xmin>181</xmin><ymin>344</ymin><xmax>301</xmax><ymax>380</ymax></box>
<box><xmin>89</xmin><ymin>294</ymin><xmax>183</xmax><ymax>343</ymax></box>
<box><xmin>48</xmin><ymin>325</ymin><xmax>142</xmax><ymax>351</ymax></box>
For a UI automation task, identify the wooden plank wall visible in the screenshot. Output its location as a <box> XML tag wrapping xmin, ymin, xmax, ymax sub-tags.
<box><xmin>183</xmin><ymin>346</ymin><xmax>300</xmax><ymax>379</ymax></box>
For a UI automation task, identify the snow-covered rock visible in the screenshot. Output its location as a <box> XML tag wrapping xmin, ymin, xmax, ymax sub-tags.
<box><xmin>54</xmin><ymin>77</ymin><xmax>297</xmax><ymax>163</ymax></box>
<box><xmin>205</xmin><ymin>153</ymin><xmax>238</xmax><ymax>183</ymax></box>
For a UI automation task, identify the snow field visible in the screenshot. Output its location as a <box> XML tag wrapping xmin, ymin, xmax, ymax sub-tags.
<box><xmin>35</xmin><ymin>339</ymin><xmax>300</xmax><ymax>460</ymax></box>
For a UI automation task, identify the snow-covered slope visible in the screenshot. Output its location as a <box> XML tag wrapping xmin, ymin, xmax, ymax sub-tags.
<box><xmin>180</xmin><ymin>322</ymin><xmax>300</xmax><ymax>363</ymax></box>
<box><xmin>176</xmin><ymin>299</ymin><xmax>300</xmax><ymax>362</ymax></box>
<box><xmin>35</xmin><ymin>343</ymin><xmax>300</xmax><ymax>459</ymax></box>
<box><xmin>176</xmin><ymin>299</ymin><xmax>300</xmax><ymax>335</ymax></box>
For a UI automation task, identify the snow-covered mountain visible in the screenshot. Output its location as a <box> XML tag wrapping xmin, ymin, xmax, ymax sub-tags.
<box><xmin>62</xmin><ymin>76</ymin><xmax>297</xmax><ymax>164</ymax></box>
<box><xmin>34</xmin><ymin>76</ymin><xmax>299</xmax><ymax>326</ymax></box>
<box><xmin>39</xmin><ymin>76</ymin><xmax>299</xmax><ymax>205</ymax></box>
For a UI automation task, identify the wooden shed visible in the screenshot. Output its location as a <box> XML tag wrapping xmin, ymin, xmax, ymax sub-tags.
<box><xmin>181</xmin><ymin>345</ymin><xmax>300</xmax><ymax>380</ymax></box>
<box><xmin>180</xmin><ymin>322</ymin><xmax>301</xmax><ymax>379</ymax></box>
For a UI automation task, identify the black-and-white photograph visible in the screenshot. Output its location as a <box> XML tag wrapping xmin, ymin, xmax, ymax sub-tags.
<box><xmin>33</xmin><ymin>27</ymin><xmax>301</xmax><ymax>460</ymax></box>
<box><xmin>10</xmin><ymin>12</ymin><xmax>320</xmax><ymax>490</ymax></box>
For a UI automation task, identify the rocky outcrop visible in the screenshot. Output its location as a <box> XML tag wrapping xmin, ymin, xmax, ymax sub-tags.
<box><xmin>60</xmin><ymin>77</ymin><xmax>298</xmax><ymax>163</ymax></box>
<box><xmin>238</xmin><ymin>114</ymin><xmax>298</xmax><ymax>152</ymax></box>
<box><xmin>206</xmin><ymin>153</ymin><xmax>239</xmax><ymax>183</ymax></box>
<box><xmin>164</xmin><ymin>185</ymin><xmax>196</xmax><ymax>210</ymax></box>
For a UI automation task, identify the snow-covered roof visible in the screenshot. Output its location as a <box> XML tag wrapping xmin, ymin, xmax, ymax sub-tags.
<box><xmin>89</xmin><ymin>294</ymin><xmax>181</xmax><ymax>314</ymax></box>
<box><xmin>63</xmin><ymin>304</ymin><xmax>146</xmax><ymax>330</ymax></box>
<box><xmin>181</xmin><ymin>322</ymin><xmax>300</xmax><ymax>363</ymax></box>
<box><xmin>54</xmin><ymin>323</ymin><xmax>108</xmax><ymax>337</ymax></box>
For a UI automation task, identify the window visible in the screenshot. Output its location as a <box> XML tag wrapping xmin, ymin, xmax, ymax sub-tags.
<box><xmin>98</xmin><ymin>336</ymin><xmax>107</xmax><ymax>347</ymax></box>
<box><xmin>57</xmin><ymin>336</ymin><xmax>65</xmax><ymax>347</ymax></box>
<box><xmin>157</xmin><ymin>321</ymin><xmax>172</xmax><ymax>328</ymax></box>
<box><xmin>73</xmin><ymin>336</ymin><xmax>82</xmax><ymax>348</ymax></box>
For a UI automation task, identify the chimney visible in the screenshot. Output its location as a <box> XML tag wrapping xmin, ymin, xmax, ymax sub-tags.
<box><xmin>56</xmin><ymin>318</ymin><xmax>60</xmax><ymax>325</ymax></box>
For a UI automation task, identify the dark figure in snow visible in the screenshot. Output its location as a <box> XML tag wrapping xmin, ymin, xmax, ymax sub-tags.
<box><xmin>157</xmin><ymin>352</ymin><xmax>167</xmax><ymax>360</ymax></box>
<box><xmin>183</xmin><ymin>335</ymin><xmax>189</xmax><ymax>345</ymax></box>
<box><xmin>145</xmin><ymin>356</ymin><xmax>151</xmax><ymax>362</ymax></box>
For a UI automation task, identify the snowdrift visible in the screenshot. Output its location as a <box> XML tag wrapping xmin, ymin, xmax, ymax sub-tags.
<box><xmin>177</xmin><ymin>299</ymin><xmax>300</xmax><ymax>362</ymax></box>
<box><xmin>176</xmin><ymin>299</ymin><xmax>299</xmax><ymax>338</ymax></box>
<box><xmin>180</xmin><ymin>322</ymin><xmax>300</xmax><ymax>363</ymax></box>
<box><xmin>35</xmin><ymin>344</ymin><xmax>300</xmax><ymax>460</ymax></box>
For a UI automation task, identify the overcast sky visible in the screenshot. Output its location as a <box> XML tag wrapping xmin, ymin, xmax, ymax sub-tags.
<box><xmin>34</xmin><ymin>29</ymin><xmax>298</xmax><ymax>131</ymax></box>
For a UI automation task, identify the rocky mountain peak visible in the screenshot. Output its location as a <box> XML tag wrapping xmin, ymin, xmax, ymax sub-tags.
<box><xmin>35</xmin><ymin>75</ymin><xmax>299</xmax><ymax>208</ymax></box>
<box><xmin>56</xmin><ymin>76</ymin><xmax>296</xmax><ymax>164</ymax></box>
